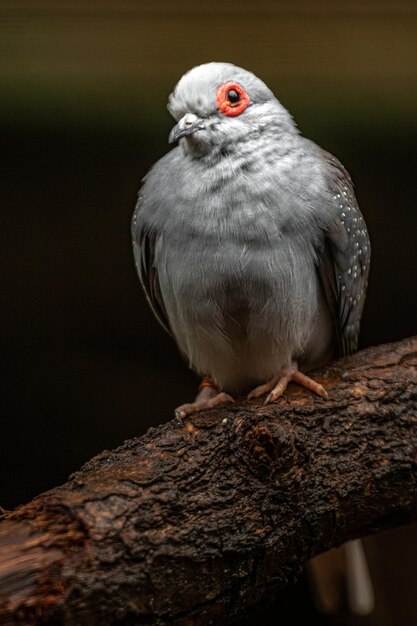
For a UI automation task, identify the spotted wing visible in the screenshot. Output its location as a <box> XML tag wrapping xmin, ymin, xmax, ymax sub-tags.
<box><xmin>317</xmin><ymin>151</ymin><xmax>371</xmax><ymax>357</ymax></box>
<box><xmin>131</xmin><ymin>199</ymin><xmax>172</xmax><ymax>337</ymax></box>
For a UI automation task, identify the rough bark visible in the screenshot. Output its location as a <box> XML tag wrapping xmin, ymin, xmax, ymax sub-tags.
<box><xmin>1</xmin><ymin>337</ymin><xmax>417</xmax><ymax>626</ymax></box>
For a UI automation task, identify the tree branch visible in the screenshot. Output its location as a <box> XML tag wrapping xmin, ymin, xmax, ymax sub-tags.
<box><xmin>1</xmin><ymin>337</ymin><xmax>417</xmax><ymax>625</ymax></box>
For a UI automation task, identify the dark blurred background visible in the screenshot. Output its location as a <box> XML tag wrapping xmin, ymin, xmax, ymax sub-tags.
<box><xmin>1</xmin><ymin>2</ymin><xmax>416</xmax><ymax>624</ymax></box>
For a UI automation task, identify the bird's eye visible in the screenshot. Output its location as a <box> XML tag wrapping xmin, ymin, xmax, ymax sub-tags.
<box><xmin>216</xmin><ymin>81</ymin><xmax>250</xmax><ymax>117</ymax></box>
<box><xmin>227</xmin><ymin>89</ymin><xmax>240</xmax><ymax>104</ymax></box>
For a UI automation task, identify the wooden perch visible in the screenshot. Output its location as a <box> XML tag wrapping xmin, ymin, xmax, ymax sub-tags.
<box><xmin>1</xmin><ymin>337</ymin><xmax>417</xmax><ymax>625</ymax></box>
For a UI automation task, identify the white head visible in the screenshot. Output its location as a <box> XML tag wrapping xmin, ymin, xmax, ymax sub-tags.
<box><xmin>168</xmin><ymin>62</ymin><xmax>297</xmax><ymax>156</ymax></box>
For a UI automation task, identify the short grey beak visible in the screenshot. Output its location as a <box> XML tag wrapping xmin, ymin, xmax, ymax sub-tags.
<box><xmin>169</xmin><ymin>113</ymin><xmax>205</xmax><ymax>144</ymax></box>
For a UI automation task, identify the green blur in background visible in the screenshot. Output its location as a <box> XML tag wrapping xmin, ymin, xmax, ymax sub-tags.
<box><xmin>2</xmin><ymin>1</ymin><xmax>417</xmax><ymax>133</ymax></box>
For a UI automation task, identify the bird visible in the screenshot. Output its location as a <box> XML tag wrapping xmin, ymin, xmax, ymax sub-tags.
<box><xmin>132</xmin><ymin>61</ymin><xmax>370</xmax><ymax>421</ymax></box>
<box><xmin>132</xmin><ymin>62</ymin><xmax>373</xmax><ymax>617</ymax></box>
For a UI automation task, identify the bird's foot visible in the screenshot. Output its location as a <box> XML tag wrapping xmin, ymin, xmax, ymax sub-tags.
<box><xmin>247</xmin><ymin>363</ymin><xmax>328</xmax><ymax>405</ymax></box>
<box><xmin>175</xmin><ymin>377</ymin><xmax>234</xmax><ymax>419</ymax></box>
<box><xmin>247</xmin><ymin>377</ymin><xmax>277</xmax><ymax>399</ymax></box>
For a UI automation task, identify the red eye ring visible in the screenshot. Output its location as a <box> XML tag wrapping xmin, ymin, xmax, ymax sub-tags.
<box><xmin>216</xmin><ymin>81</ymin><xmax>250</xmax><ymax>117</ymax></box>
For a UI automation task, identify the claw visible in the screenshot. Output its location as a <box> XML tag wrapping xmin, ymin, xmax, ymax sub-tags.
<box><xmin>175</xmin><ymin>380</ymin><xmax>234</xmax><ymax>419</ymax></box>
<box><xmin>248</xmin><ymin>363</ymin><xmax>328</xmax><ymax>405</ymax></box>
<box><xmin>247</xmin><ymin>378</ymin><xmax>276</xmax><ymax>400</ymax></box>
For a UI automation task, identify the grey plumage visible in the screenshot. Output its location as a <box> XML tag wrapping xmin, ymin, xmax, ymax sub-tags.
<box><xmin>132</xmin><ymin>62</ymin><xmax>370</xmax><ymax>394</ymax></box>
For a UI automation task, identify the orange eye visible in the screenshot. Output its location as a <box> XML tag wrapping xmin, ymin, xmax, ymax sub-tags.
<box><xmin>216</xmin><ymin>81</ymin><xmax>250</xmax><ymax>117</ymax></box>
